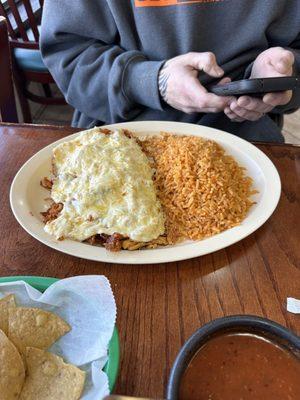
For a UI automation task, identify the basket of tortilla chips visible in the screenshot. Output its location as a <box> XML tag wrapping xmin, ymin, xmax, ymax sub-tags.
<box><xmin>0</xmin><ymin>275</ymin><xmax>119</xmax><ymax>400</ymax></box>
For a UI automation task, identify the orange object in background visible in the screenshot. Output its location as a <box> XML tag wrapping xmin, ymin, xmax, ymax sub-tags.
<box><xmin>135</xmin><ymin>0</ymin><xmax>218</xmax><ymax>7</ymax></box>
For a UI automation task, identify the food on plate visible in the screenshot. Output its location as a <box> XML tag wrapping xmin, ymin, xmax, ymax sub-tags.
<box><xmin>0</xmin><ymin>329</ymin><xmax>25</xmax><ymax>400</ymax></box>
<box><xmin>179</xmin><ymin>332</ymin><xmax>300</xmax><ymax>400</ymax></box>
<box><xmin>19</xmin><ymin>347</ymin><xmax>85</xmax><ymax>400</ymax></box>
<box><xmin>140</xmin><ymin>133</ymin><xmax>257</xmax><ymax>243</ymax></box>
<box><xmin>8</xmin><ymin>307</ymin><xmax>70</xmax><ymax>356</ymax></box>
<box><xmin>41</xmin><ymin>127</ymin><xmax>165</xmax><ymax>249</ymax></box>
<box><xmin>0</xmin><ymin>294</ymin><xmax>16</xmax><ymax>335</ymax></box>
<box><xmin>41</xmin><ymin>128</ymin><xmax>257</xmax><ymax>251</ymax></box>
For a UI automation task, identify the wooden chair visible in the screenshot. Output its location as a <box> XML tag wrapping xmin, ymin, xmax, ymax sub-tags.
<box><xmin>0</xmin><ymin>17</ymin><xmax>18</xmax><ymax>122</ymax></box>
<box><xmin>0</xmin><ymin>0</ymin><xmax>66</xmax><ymax>123</ymax></box>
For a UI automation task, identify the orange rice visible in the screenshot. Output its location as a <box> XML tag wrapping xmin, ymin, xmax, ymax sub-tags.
<box><xmin>139</xmin><ymin>133</ymin><xmax>257</xmax><ymax>244</ymax></box>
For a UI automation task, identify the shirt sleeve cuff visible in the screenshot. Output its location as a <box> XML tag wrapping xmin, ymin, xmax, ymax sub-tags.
<box><xmin>122</xmin><ymin>55</ymin><xmax>165</xmax><ymax>112</ymax></box>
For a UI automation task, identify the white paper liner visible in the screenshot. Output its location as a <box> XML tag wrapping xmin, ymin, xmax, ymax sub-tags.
<box><xmin>0</xmin><ymin>275</ymin><xmax>117</xmax><ymax>399</ymax></box>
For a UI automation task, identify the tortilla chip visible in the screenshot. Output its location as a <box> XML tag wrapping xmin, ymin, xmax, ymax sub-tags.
<box><xmin>0</xmin><ymin>294</ymin><xmax>16</xmax><ymax>335</ymax></box>
<box><xmin>8</xmin><ymin>307</ymin><xmax>71</xmax><ymax>356</ymax></box>
<box><xmin>0</xmin><ymin>329</ymin><xmax>25</xmax><ymax>400</ymax></box>
<box><xmin>20</xmin><ymin>347</ymin><xmax>85</xmax><ymax>400</ymax></box>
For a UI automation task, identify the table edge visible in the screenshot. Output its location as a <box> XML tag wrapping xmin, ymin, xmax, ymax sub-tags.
<box><xmin>0</xmin><ymin>122</ymin><xmax>299</xmax><ymax>148</ymax></box>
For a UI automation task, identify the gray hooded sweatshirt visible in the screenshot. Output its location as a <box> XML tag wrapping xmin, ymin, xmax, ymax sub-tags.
<box><xmin>40</xmin><ymin>0</ymin><xmax>300</xmax><ymax>142</ymax></box>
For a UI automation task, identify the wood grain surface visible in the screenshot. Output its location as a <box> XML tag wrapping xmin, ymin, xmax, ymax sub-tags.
<box><xmin>0</xmin><ymin>123</ymin><xmax>299</xmax><ymax>399</ymax></box>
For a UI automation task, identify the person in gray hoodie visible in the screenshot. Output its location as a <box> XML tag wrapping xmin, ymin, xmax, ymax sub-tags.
<box><xmin>40</xmin><ymin>0</ymin><xmax>300</xmax><ymax>142</ymax></box>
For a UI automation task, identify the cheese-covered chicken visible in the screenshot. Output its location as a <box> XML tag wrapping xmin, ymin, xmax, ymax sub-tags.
<box><xmin>44</xmin><ymin>128</ymin><xmax>165</xmax><ymax>242</ymax></box>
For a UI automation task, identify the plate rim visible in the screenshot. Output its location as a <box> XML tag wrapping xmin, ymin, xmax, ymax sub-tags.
<box><xmin>10</xmin><ymin>121</ymin><xmax>281</xmax><ymax>264</ymax></box>
<box><xmin>0</xmin><ymin>275</ymin><xmax>119</xmax><ymax>392</ymax></box>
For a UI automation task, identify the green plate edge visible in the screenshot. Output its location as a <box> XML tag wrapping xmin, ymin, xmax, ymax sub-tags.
<box><xmin>0</xmin><ymin>275</ymin><xmax>120</xmax><ymax>392</ymax></box>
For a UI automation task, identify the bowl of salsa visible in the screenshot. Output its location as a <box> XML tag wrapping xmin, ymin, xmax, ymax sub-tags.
<box><xmin>167</xmin><ymin>315</ymin><xmax>300</xmax><ymax>400</ymax></box>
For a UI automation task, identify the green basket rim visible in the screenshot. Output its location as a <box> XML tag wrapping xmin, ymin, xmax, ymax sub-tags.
<box><xmin>0</xmin><ymin>275</ymin><xmax>119</xmax><ymax>392</ymax></box>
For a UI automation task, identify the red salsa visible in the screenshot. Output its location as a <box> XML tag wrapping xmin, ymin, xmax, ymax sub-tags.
<box><xmin>179</xmin><ymin>332</ymin><xmax>300</xmax><ymax>400</ymax></box>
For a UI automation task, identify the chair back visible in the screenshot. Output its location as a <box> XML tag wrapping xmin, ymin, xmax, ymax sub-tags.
<box><xmin>0</xmin><ymin>0</ymin><xmax>43</xmax><ymax>43</ymax></box>
<box><xmin>0</xmin><ymin>17</ymin><xmax>18</xmax><ymax>122</ymax></box>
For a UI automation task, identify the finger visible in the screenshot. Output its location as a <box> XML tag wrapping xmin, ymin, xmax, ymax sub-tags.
<box><xmin>187</xmin><ymin>52</ymin><xmax>224</xmax><ymax>78</ymax></box>
<box><xmin>183</xmin><ymin>105</ymin><xmax>228</xmax><ymax>114</ymax></box>
<box><xmin>187</xmin><ymin>77</ymin><xmax>234</xmax><ymax>110</ymax></box>
<box><xmin>200</xmin><ymin>92</ymin><xmax>235</xmax><ymax>109</ymax></box>
<box><xmin>208</xmin><ymin>77</ymin><xmax>236</xmax><ymax>104</ymax></box>
<box><xmin>263</xmin><ymin>91</ymin><xmax>292</xmax><ymax>106</ymax></box>
<box><xmin>237</xmin><ymin>96</ymin><xmax>273</xmax><ymax>113</ymax></box>
<box><xmin>230</xmin><ymin>102</ymin><xmax>263</xmax><ymax>121</ymax></box>
<box><xmin>217</xmin><ymin>77</ymin><xmax>232</xmax><ymax>85</ymax></box>
<box><xmin>201</xmin><ymin>107</ymin><xmax>227</xmax><ymax>113</ymax></box>
<box><xmin>224</xmin><ymin>107</ymin><xmax>244</xmax><ymax>122</ymax></box>
<box><xmin>224</xmin><ymin>107</ymin><xmax>245</xmax><ymax>122</ymax></box>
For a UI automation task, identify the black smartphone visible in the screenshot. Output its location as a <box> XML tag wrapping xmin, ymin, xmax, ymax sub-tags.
<box><xmin>208</xmin><ymin>76</ymin><xmax>300</xmax><ymax>97</ymax></box>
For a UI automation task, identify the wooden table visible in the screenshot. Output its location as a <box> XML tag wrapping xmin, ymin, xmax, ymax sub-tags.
<box><xmin>0</xmin><ymin>123</ymin><xmax>299</xmax><ymax>398</ymax></box>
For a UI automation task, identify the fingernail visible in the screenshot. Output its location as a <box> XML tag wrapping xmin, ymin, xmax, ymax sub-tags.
<box><xmin>215</xmin><ymin>67</ymin><xmax>224</xmax><ymax>76</ymax></box>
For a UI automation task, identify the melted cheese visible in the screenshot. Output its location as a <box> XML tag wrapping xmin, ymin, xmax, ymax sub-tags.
<box><xmin>44</xmin><ymin>128</ymin><xmax>165</xmax><ymax>242</ymax></box>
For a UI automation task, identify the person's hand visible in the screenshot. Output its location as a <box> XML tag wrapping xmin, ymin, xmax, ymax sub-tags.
<box><xmin>225</xmin><ymin>47</ymin><xmax>294</xmax><ymax>122</ymax></box>
<box><xmin>158</xmin><ymin>52</ymin><xmax>234</xmax><ymax>114</ymax></box>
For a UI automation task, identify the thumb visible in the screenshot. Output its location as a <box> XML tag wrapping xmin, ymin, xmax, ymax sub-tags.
<box><xmin>216</xmin><ymin>77</ymin><xmax>236</xmax><ymax>104</ymax></box>
<box><xmin>270</xmin><ymin>50</ymin><xmax>294</xmax><ymax>75</ymax></box>
<box><xmin>186</xmin><ymin>52</ymin><xmax>224</xmax><ymax>78</ymax></box>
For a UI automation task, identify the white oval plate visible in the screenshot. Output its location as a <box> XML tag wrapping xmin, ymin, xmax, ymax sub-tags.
<box><xmin>10</xmin><ymin>121</ymin><xmax>281</xmax><ymax>264</ymax></box>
